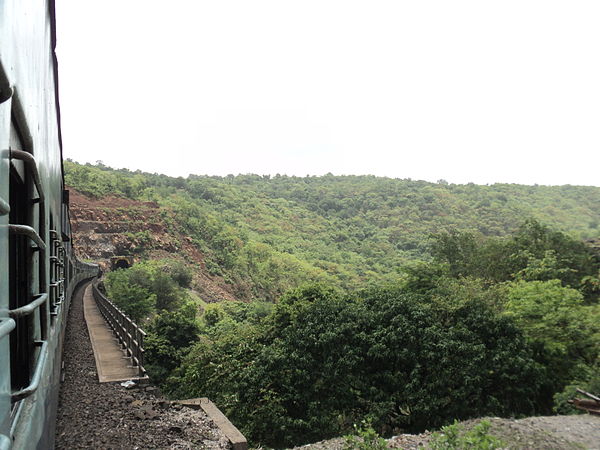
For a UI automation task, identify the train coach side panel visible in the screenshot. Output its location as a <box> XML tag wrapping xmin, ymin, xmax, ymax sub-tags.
<box><xmin>0</xmin><ymin>0</ymin><xmax>65</xmax><ymax>212</ymax></box>
<box><xmin>0</xmin><ymin>61</ymin><xmax>12</xmax><ymax>449</ymax></box>
<box><xmin>0</xmin><ymin>1</ymin><xmax>83</xmax><ymax>449</ymax></box>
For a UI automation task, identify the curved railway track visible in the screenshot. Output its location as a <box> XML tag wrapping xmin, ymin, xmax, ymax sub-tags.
<box><xmin>55</xmin><ymin>281</ymin><xmax>231</xmax><ymax>449</ymax></box>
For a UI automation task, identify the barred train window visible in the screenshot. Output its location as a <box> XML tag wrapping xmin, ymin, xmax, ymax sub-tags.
<box><xmin>8</xmin><ymin>109</ymin><xmax>47</xmax><ymax>396</ymax></box>
<box><xmin>8</xmin><ymin>120</ymin><xmax>34</xmax><ymax>392</ymax></box>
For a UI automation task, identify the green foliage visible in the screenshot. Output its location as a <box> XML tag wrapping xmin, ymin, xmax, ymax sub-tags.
<box><xmin>430</xmin><ymin>231</ymin><xmax>485</xmax><ymax>279</ymax></box>
<box><xmin>145</xmin><ymin>305</ymin><xmax>200</xmax><ymax>386</ymax></box>
<box><xmin>504</xmin><ymin>280</ymin><xmax>600</xmax><ymax>393</ymax></box>
<box><xmin>199</xmin><ymin>299</ymin><xmax>274</xmax><ymax>338</ymax></box>
<box><xmin>357</xmin><ymin>287</ymin><xmax>542</xmax><ymax>432</ymax></box>
<box><xmin>104</xmin><ymin>268</ymin><xmax>155</xmax><ymax>322</ymax></box>
<box><xmin>150</xmin><ymin>304</ymin><xmax>199</xmax><ymax>349</ymax></box>
<box><xmin>64</xmin><ymin>160</ymin><xmax>149</xmax><ymax>198</ymax></box>
<box><xmin>65</xmin><ymin>161</ymin><xmax>600</xmax><ymax>300</ymax></box>
<box><xmin>151</xmin><ymin>270</ymin><xmax>183</xmax><ymax>311</ymax></box>
<box><xmin>124</xmin><ymin>230</ymin><xmax>153</xmax><ymax>254</ymax></box>
<box><xmin>553</xmin><ymin>368</ymin><xmax>600</xmax><ymax>414</ymax></box>
<box><xmin>343</xmin><ymin>421</ymin><xmax>387</xmax><ymax>450</ymax></box>
<box><xmin>511</xmin><ymin>219</ymin><xmax>599</xmax><ymax>290</ymax></box>
<box><xmin>167</xmin><ymin>260</ymin><xmax>193</xmax><ymax>288</ymax></box>
<box><xmin>580</xmin><ymin>275</ymin><xmax>600</xmax><ymax>303</ymax></box>
<box><xmin>174</xmin><ymin>284</ymin><xmax>543</xmax><ymax>447</ymax></box>
<box><xmin>65</xmin><ymin>162</ymin><xmax>600</xmax><ymax>447</ymax></box>
<box><xmin>104</xmin><ymin>260</ymin><xmax>191</xmax><ymax>320</ymax></box>
<box><xmin>143</xmin><ymin>333</ymin><xmax>176</xmax><ymax>385</ymax></box>
<box><xmin>431</xmin><ymin>220</ymin><xmax>600</xmax><ymax>290</ymax></box>
<box><xmin>428</xmin><ymin>420</ymin><xmax>505</xmax><ymax>450</ymax></box>
<box><xmin>106</xmin><ymin>259</ymin><xmax>201</xmax><ymax>386</ymax></box>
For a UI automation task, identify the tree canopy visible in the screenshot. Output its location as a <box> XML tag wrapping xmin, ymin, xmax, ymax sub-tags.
<box><xmin>68</xmin><ymin>161</ymin><xmax>600</xmax><ymax>447</ymax></box>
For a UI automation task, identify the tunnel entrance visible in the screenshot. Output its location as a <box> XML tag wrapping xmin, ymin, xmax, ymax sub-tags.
<box><xmin>114</xmin><ymin>259</ymin><xmax>130</xmax><ymax>269</ymax></box>
<box><xmin>110</xmin><ymin>256</ymin><xmax>134</xmax><ymax>271</ymax></box>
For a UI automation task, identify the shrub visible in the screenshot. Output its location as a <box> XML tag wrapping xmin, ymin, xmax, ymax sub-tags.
<box><xmin>104</xmin><ymin>268</ymin><xmax>155</xmax><ymax>322</ymax></box>
<box><xmin>343</xmin><ymin>421</ymin><xmax>387</xmax><ymax>450</ymax></box>
<box><xmin>505</xmin><ymin>280</ymin><xmax>600</xmax><ymax>396</ymax></box>
<box><xmin>176</xmin><ymin>284</ymin><xmax>544</xmax><ymax>447</ymax></box>
<box><xmin>428</xmin><ymin>420</ymin><xmax>505</xmax><ymax>450</ymax></box>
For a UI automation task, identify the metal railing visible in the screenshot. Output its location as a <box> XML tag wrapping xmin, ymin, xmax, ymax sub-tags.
<box><xmin>91</xmin><ymin>282</ymin><xmax>147</xmax><ymax>378</ymax></box>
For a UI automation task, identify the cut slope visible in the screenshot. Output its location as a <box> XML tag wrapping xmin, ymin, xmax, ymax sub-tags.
<box><xmin>69</xmin><ymin>189</ymin><xmax>238</xmax><ymax>302</ymax></box>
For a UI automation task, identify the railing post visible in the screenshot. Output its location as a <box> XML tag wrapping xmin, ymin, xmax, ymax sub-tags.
<box><xmin>91</xmin><ymin>281</ymin><xmax>147</xmax><ymax>378</ymax></box>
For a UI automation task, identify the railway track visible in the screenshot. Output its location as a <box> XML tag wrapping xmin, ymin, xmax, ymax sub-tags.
<box><xmin>55</xmin><ymin>281</ymin><xmax>232</xmax><ymax>449</ymax></box>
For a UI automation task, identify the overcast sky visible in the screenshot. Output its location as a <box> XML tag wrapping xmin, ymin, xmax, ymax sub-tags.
<box><xmin>55</xmin><ymin>1</ymin><xmax>600</xmax><ymax>186</ymax></box>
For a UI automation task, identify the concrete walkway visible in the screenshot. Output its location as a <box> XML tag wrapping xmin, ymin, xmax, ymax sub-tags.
<box><xmin>83</xmin><ymin>284</ymin><xmax>139</xmax><ymax>382</ymax></box>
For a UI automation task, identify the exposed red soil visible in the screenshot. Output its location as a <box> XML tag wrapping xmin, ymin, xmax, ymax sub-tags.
<box><xmin>68</xmin><ymin>189</ymin><xmax>239</xmax><ymax>302</ymax></box>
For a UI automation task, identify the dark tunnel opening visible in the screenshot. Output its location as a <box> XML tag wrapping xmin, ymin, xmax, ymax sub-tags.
<box><xmin>113</xmin><ymin>259</ymin><xmax>131</xmax><ymax>270</ymax></box>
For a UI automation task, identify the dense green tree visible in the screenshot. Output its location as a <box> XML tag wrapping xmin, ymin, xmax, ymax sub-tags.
<box><xmin>167</xmin><ymin>260</ymin><xmax>193</xmax><ymax>288</ymax></box>
<box><xmin>504</xmin><ymin>280</ymin><xmax>600</xmax><ymax>393</ymax></box>
<box><xmin>431</xmin><ymin>220</ymin><xmax>600</xmax><ymax>296</ymax></box>
<box><xmin>151</xmin><ymin>271</ymin><xmax>182</xmax><ymax>311</ymax></box>
<box><xmin>66</xmin><ymin>161</ymin><xmax>600</xmax><ymax>300</ymax></box>
<box><xmin>103</xmin><ymin>260</ymin><xmax>191</xmax><ymax>319</ymax></box>
<box><xmin>174</xmin><ymin>284</ymin><xmax>544</xmax><ymax>447</ymax></box>
<box><xmin>144</xmin><ymin>306</ymin><xmax>200</xmax><ymax>385</ymax></box>
<box><xmin>66</xmin><ymin>161</ymin><xmax>600</xmax><ymax>446</ymax></box>
<box><xmin>510</xmin><ymin>219</ymin><xmax>599</xmax><ymax>290</ymax></box>
<box><xmin>104</xmin><ymin>268</ymin><xmax>155</xmax><ymax>322</ymax></box>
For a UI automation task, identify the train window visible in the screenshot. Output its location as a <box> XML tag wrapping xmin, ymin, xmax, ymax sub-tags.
<box><xmin>8</xmin><ymin>162</ymin><xmax>34</xmax><ymax>391</ymax></box>
<box><xmin>8</xmin><ymin>109</ymin><xmax>48</xmax><ymax>394</ymax></box>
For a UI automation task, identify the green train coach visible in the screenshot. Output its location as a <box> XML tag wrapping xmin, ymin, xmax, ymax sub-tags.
<box><xmin>1</xmin><ymin>2</ymin><xmax>99</xmax><ymax>448</ymax></box>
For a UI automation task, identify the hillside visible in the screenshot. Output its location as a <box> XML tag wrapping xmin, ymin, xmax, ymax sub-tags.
<box><xmin>65</xmin><ymin>161</ymin><xmax>600</xmax><ymax>447</ymax></box>
<box><xmin>65</xmin><ymin>160</ymin><xmax>600</xmax><ymax>299</ymax></box>
<box><xmin>69</xmin><ymin>189</ymin><xmax>238</xmax><ymax>302</ymax></box>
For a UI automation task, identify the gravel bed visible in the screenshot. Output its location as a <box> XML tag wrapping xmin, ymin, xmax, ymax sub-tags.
<box><xmin>55</xmin><ymin>282</ymin><xmax>231</xmax><ymax>449</ymax></box>
<box><xmin>515</xmin><ymin>415</ymin><xmax>600</xmax><ymax>449</ymax></box>
<box><xmin>420</xmin><ymin>415</ymin><xmax>600</xmax><ymax>449</ymax></box>
<box><xmin>296</xmin><ymin>415</ymin><xmax>600</xmax><ymax>449</ymax></box>
<box><xmin>56</xmin><ymin>284</ymin><xmax>600</xmax><ymax>449</ymax></box>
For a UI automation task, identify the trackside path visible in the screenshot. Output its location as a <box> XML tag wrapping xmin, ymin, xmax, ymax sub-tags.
<box><xmin>55</xmin><ymin>282</ymin><xmax>232</xmax><ymax>449</ymax></box>
<box><xmin>82</xmin><ymin>284</ymin><xmax>139</xmax><ymax>382</ymax></box>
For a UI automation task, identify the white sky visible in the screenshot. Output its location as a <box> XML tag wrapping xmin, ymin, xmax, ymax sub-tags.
<box><xmin>55</xmin><ymin>1</ymin><xmax>600</xmax><ymax>186</ymax></box>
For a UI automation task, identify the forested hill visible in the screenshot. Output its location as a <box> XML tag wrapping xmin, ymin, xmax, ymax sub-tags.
<box><xmin>65</xmin><ymin>161</ymin><xmax>600</xmax><ymax>446</ymax></box>
<box><xmin>64</xmin><ymin>160</ymin><xmax>600</xmax><ymax>296</ymax></box>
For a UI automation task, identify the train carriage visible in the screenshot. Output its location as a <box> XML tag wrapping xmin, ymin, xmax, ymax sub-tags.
<box><xmin>1</xmin><ymin>2</ymin><xmax>98</xmax><ymax>448</ymax></box>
